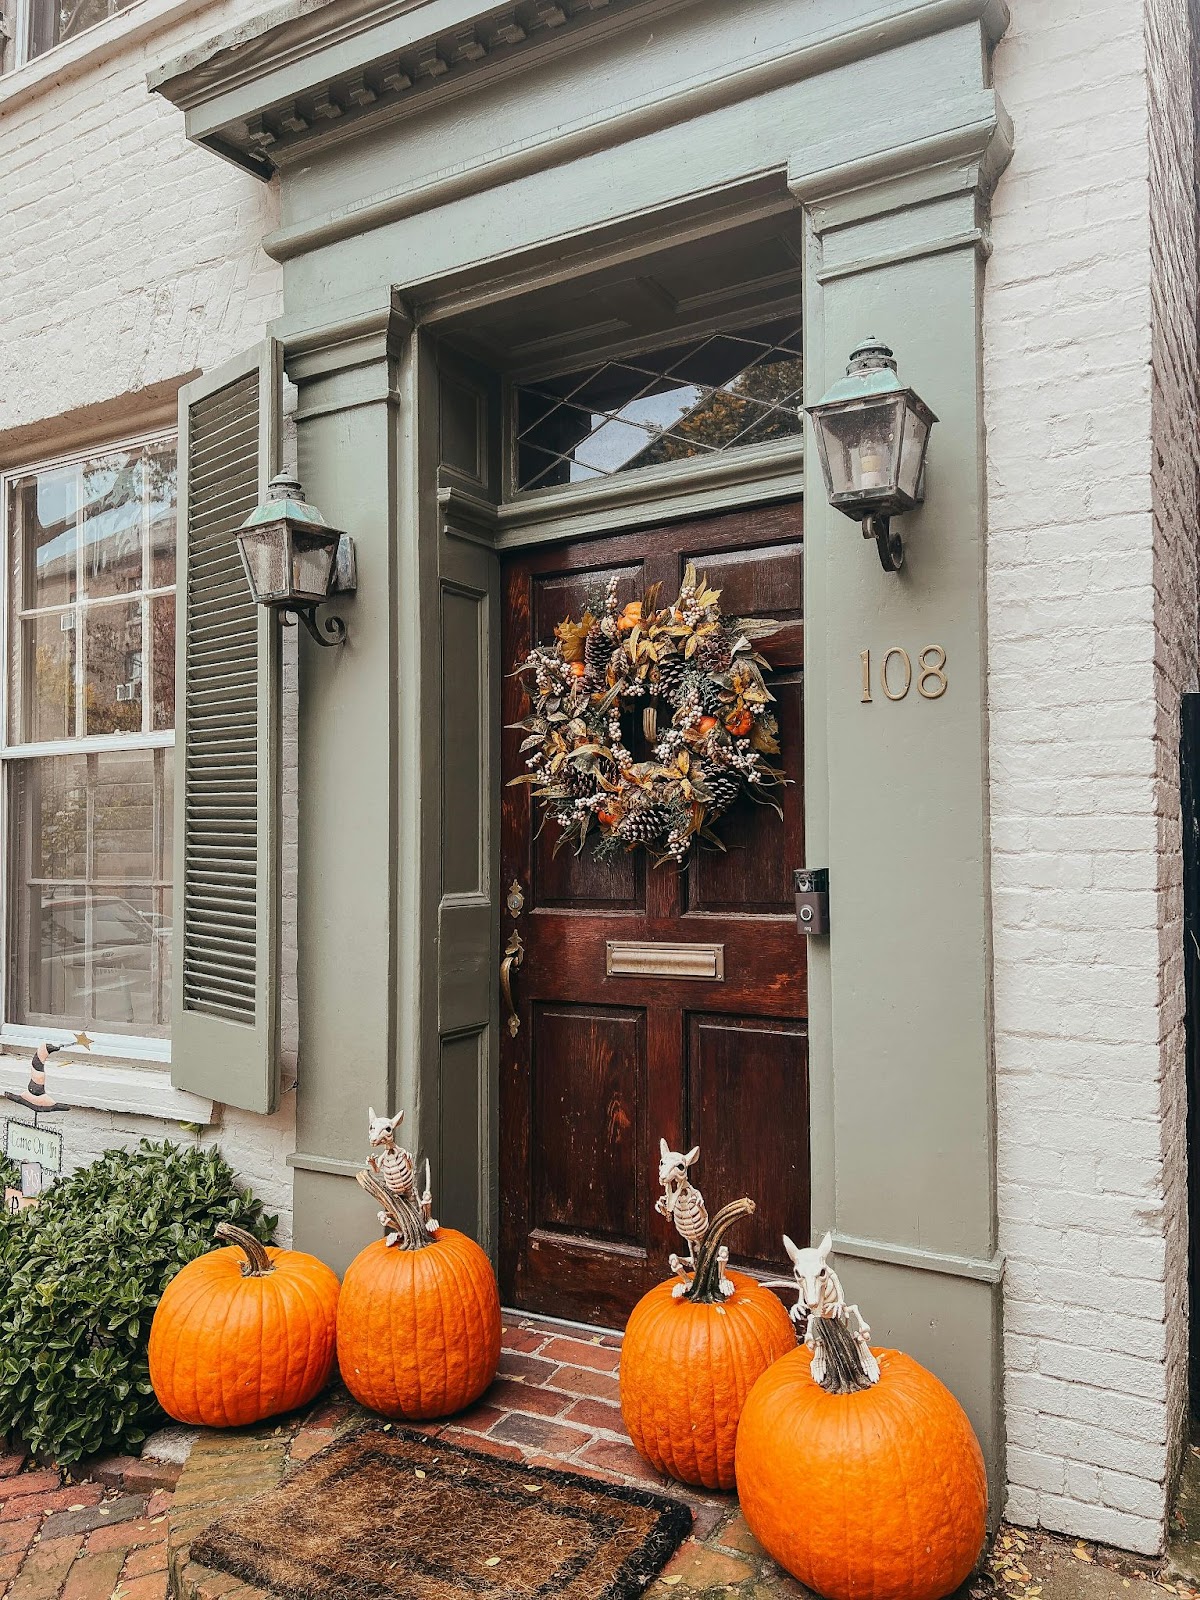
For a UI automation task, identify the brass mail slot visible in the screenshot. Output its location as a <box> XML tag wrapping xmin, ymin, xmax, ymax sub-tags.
<box><xmin>605</xmin><ymin>941</ymin><xmax>725</xmax><ymax>980</ymax></box>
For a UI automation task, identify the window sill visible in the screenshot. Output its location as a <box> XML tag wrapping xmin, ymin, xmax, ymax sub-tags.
<box><xmin>0</xmin><ymin>1050</ymin><xmax>213</xmax><ymax>1124</ymax></box>
<box><xmin>0</xmin><ymin>0</ymin><xmax>222</xmax><ymax>118</ymax></box>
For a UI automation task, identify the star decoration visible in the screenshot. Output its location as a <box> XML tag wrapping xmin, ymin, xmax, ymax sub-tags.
<box><xmin>73</xmin><ymin>1031</ymin><xmax>93</xmax><ymax>1050</ymax></box>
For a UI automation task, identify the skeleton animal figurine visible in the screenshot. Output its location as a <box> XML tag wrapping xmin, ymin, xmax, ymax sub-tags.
<box><xmin>367</xmin><ymin>1108</ymin><xmax>438</xmax><ymax>1243</ymax></box>
<box><xmin>655</xmin><ymin>1138</ymin><xmax>733</xmax><ymax>1299</ymax></box>
<box><xmin>774</xmin><ymin>1231</ymin><xmax>880</xmax><ymax>1393</ymax></box>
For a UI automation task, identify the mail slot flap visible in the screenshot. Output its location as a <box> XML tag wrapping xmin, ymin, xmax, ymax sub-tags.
<box><xmin>605</xmin><ymin>941</ymin><xmax>725</xmax><ymax>980</ymax></box>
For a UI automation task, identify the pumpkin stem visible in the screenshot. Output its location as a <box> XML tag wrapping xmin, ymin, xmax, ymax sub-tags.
<box><xmin>215</xmin><ymin>1222</ymin><xmax>274</xmax><ymax>1277</ymax></box>
<box><xmin>810</xmin><ymin>1315</ymin><xmax>877</xmax><ymax>1394</ymax></box>
<box><xmin>685</xmin><ymin>1197</ymin><xmax>755</xmax><ymax>1303</ymax></box>
<box><xmin>356</xmin><ymin>1168</ymin><xmax>432</xmax><ymax>1250</ymax></box>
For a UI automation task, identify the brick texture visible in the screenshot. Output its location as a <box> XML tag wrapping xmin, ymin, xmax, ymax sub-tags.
<box><xmin>987</xmin><ymin>0</ymin><xmax>1198</xmax><ymax>1556</ymax></box>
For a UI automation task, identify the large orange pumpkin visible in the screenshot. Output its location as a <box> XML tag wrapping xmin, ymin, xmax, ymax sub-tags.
<box><xmin>148</xmin><ymin>1224</ymin><xmax>340</xmax><ymax>1428</ymax></box>
<box><xmin>620</xmin><ymin>1199</ymin><xmax>795</xmax><ymax>1490</ymax></box>
<box><xmin>337</xmin><ymin>1226</ymin><xmax>501</xmax><ymax>1420</ymax></box>
<box><xmin>736</xmin><ymin>1344</ymin><xmax>987</xmax><ymax>1600</ymax></box>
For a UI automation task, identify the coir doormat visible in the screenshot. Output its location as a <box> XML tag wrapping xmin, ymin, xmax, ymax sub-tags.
<box><xmin>191</xmin><ymin>1424</ymin><xmax>692</xmax><ymax>1600</ymax></box>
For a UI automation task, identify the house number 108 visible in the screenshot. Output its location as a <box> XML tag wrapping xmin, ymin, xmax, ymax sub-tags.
<box><xmin>860</xmin><ymin>646</ymin><xmax>948</xmax><ymax>702</ymax></box>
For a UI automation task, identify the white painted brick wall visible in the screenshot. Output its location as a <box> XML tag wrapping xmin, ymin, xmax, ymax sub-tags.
<box><xmin>987</xmin><ymin>0</ymin><xmax>1197</xmax><ymax>1555</ymax></box>
<box><xmin>0</xmin><ymin>0</ymin><xmax>295</xmax><ymax>1231</ymax></box>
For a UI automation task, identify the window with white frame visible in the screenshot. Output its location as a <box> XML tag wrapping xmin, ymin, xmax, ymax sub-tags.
<box><xmin>2</xmin><ymin>436</ymin><xmax>176</xmax><ymax>1044</ymax></box>
<box><xmin>11</xmin><ymin>0</ymin><xmax>136</xmax><ymax>65</ymax></box>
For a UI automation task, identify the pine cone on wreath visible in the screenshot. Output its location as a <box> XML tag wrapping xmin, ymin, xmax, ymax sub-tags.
<box><xmin>695</xmin><ymin>629</ymin><xmax>733</xmax><ymax>674</ymax></box>
<box><xmin>585</xmin><ymin>620</ymin><xmax>614</xmax><ymax>684</ymax></box>
<box><xmin>703</xmin><ymin>770</ymin><xmax>741</xmax><ymax>817</ymax></box>
<box><xmin>617</xmin><ymin>805</ymin><xmax>671</xmax><ymax>845</ymax></box>
<box><xmin>561</xmin><ymin>761</ymin><xmax>593</xmax><ymax>798</ymax></box>
<box><xmin>654</xmin><ymin>652</ymin><xmax>689</xmax><ymax>704</ymax></box>
<box><xmin>699</xmin><ymin>678</ymin><xmax>728</xmax><ymax>717</ymax></box>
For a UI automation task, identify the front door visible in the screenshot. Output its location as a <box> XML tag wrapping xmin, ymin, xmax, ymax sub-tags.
<box><xmin>498</xmin><ymin>502</ymin><xmax>808</xmax><ymax>1327</ymax></box>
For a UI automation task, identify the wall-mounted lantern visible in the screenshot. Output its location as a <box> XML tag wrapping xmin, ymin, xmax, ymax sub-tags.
<box><xmin>236</xmin><ymin>474</ymin><xmax>357</xmax><ymax>646</ymax></box>
<box><xmin>806</xmin><ymin>338</ymin><xmax>936</xmax><ymax>573</ymax></box>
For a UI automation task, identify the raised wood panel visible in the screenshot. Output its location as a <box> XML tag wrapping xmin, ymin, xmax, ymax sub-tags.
<box><xmin>687</xmin><ymin>1013</ymin><xmax>809</xmax><ymax>1274</ymax></box>
<box><xmin>685</xmin><ymin>540</ymin><xmax>802</xmax><ymax>623</ymax></box>
<box><xmin>441</xmin><ymin>586</ymin><xmax>486</xmax><ymax>896</ymax></box>
<box><xmin>531</xmin><ymin>1003</ymin><xmax>646</xmax><ymax>1245</ymax></box>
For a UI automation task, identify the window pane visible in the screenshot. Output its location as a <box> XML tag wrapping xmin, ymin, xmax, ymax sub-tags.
<box><xmin>82</xmin><ymin>451</ymin><xmax>142</xmax><ymax>600</ymax></box>
<box><xmin>84</xmin><ymin>599</ymin><xmax>142</xmax><ymax>735</ymax></box>
<box><xmin>10</xmin><ymin>466</ymin><xmax>77</xmax><ymax>610</ymax></box>
<box><xmin>10</xmin><ymin>750</ymin><xmax>172</xmax><ymax>1036</ymax></box>
<box><xmin>150</xmin><ymin>593</ymin><xmax>176</xmax><ymax>731</ymax></box>
<box><xmin>27</xmin><ymin>0</ymin><xmax>137</xmax><ymax>60</ymax></box>
<box><xmin>16</xmin><ymin>613</ymin><xmax>76</xmax><ymax>743</ymax></box>
<box><xmin>146</xmin><ymin>445</ymin><xmax>177</xmax><ymax>589</ymax></box>
<box><xmin>515</xmin><ymin>319</ymin><xmax>803</xmax><ymax>490</ymax></box>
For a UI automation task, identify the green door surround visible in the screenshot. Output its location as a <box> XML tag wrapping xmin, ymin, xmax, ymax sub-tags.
<box><xmin>153</xmin><ymin>0</ymin><xmax>1013</xmax><ymax>1509</ymax></box>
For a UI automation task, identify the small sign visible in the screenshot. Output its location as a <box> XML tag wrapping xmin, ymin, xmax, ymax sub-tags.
<box><xmin>5</xmin><ymin>1121</ymin><xmax>62</xmax><ymax>1173</ymax></box>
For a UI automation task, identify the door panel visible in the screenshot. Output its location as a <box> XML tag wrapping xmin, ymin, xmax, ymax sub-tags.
<box><xmin>687</xmin><ymin>1013</ymin><xmax>810</xmax><ymax>1274</ymax></box>
<box><xmin>500</xmin><ymin>502</ymin><xmax>807</xmax><ymax>1326</ymax></box>
<box><xmin>532</xmin><ymin>1003</ymin><xmax>647</xmax><ymax>1243</ymax></box>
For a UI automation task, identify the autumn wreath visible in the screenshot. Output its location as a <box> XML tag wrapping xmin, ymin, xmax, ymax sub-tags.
<box><xmin>509</xmin><ymin>565</ymin><xmax>785</xmax><ymax>863</ymax></box>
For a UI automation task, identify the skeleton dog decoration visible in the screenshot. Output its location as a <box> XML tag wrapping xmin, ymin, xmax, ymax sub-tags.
<box><xmin>655</xmin><ymin>1137</ymin><xmax>746</xmax><ymax>1299</ymax></box>
<box><xmin>359</xmin><ymin>1108</ymin><xmax>438</xmax><ymax>1250</ymax></box>
<box><xmin>768</xmin><ymin>1230</ymin><xmax>880</xmax><ymax>1394</ymax></box>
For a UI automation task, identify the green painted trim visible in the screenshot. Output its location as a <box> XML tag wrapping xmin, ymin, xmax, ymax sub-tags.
<box><xmin>834</xmin><ymin>1233</ymin><xmax>1005</xmax><ymax>1284</ymax></box>
<box><xmin>239</xmin><ymin>1</ymin><xmax>1009</xmax><ymax>260</ymax></box>
<box><xmin>287</xmin><ymin>1151</ymin><xmax>363</xmax><ymax>1177</ymax></box>
<box><xmin>493</xmin><ymin>439</ymin><xmax>805</xmax><ymax>552</ymax></box>
<box><xmin>816</xmin><ymin>228</ymin><xmax>987</xmax><ymax>283</ymax></box>
<box><xmin>788</xmin><ymin>98</ymin><xmax>1013</xmax><ymax>215</ymax></box>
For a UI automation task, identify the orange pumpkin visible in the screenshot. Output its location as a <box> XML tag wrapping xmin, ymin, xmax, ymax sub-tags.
<box><xmin>697</xmin><ymin>715</ymin><xmax>719</xmax><ymax>735</ymax></box>
<box><xmin>337</xmin><ymin>1228</ymin><xmax>501</xmax><ymax>1419</ymax></box>
<box><xmin>148</xmin><ymin>1224</ymin><xmax>339</xmax><ymax>1428</ymax></box>
<box><xmin>725</xmin><ymin>708</ymin><xmax>753</xmax><ymax>737</ymax></box>
<box><xmin>736</xmin><ymin>1344</ymin><xmax>987</xmax><ymax>1600</ymax></box>
<box><xmin>620</xmin><ymin>1200</ymin><xmax>795</xmax><ymax>1490</ymax></box>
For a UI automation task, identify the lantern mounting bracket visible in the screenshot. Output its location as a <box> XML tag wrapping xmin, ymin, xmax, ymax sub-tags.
<box><xmin>864</xmin><ymin>514</ymin><xmax>904</xmax><ymax>573</ymax></box>
<box><xmin>280</xmin><ymin>604</ymin><xmax>347</xmax><ymax>648</ymax></box>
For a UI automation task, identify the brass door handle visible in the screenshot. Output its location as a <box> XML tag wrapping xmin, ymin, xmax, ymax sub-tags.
<box><xmin>501</xmin><ymin>930</ymin><xmax>525</xmax><ymax>1037</ymax></box>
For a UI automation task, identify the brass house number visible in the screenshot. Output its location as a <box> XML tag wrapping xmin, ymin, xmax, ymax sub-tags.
<box><xmin>860</xmin><ymin>645</ymin><xmax>948</xmax><ymax>703</ymax></box>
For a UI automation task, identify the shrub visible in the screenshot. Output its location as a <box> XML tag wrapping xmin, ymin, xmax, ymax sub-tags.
<box><xmin>0</xmin><ymin>1139</ymin><xmax>274</xmax><ymax>1462</ymax></box>
<box><xmin>0</xmin><ymin>1152</ymin><xmax>18</xmax><ymax>1191</ymax></box>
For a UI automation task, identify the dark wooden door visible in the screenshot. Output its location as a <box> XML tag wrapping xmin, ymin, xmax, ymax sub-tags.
<box><xmin>499</xmin><ymin>502</ymin><xmax>808</xmax><ymax>1327</ymax></box>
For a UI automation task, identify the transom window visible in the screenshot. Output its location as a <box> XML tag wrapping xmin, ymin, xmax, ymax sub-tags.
<box><xmin>10</xmin><ymin>0</ymin><xmax>135</xmax><ymax>65</ymax></box>
<box><xmin>514</xmin><ymin>318</ymin><xmax>803</xmax><ymax>492</ymax></box>
<box><xmin>2</xmin><ymin>437</ymin><xmax>177</xmax><ymax>1045</ymax></box>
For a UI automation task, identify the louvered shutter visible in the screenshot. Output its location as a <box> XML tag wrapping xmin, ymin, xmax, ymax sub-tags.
<box><xmin>172</xmin><ymin>342</ymin><xmax>282</xmax><ymax>1113</ymax></box>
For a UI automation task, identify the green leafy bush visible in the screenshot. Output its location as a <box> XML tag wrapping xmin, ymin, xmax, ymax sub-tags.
<box><xmin>0</xmin><ymin>1152</ymin><xmax>18</xmax><ymax>1191</ymax></box>
<box><xmin>0</xmin><ymin>1139</ymin><xmax>274</xmax><ymax>1462</ymax></box>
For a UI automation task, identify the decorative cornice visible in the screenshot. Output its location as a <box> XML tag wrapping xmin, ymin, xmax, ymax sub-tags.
<box><xmin>151</xmin><ymin>0</ymin><xmax>670</xmax><ymax>179</ymax></box>
<box><xmin>151</xmin><ymin>0</ymin><xmax>1010</xmax><ymax>187</ymax></box>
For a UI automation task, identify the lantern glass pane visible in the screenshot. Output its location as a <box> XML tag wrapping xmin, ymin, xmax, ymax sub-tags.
<box><xmin>238</xmin><ymin>528</ymin><xmax>288</xmax><ymax>602</ymax></box>
<box><xmin>290</xmin><ymin>534</ymin><xmax>336</xmax><ymax>602</ymax></box>
<box><xmin>816</xmin><ymin>396</ymin><xmax>903</xmax><ymax>499</ymax></box>
<box><xmin>897</xmin><ymin>403</ymin><xmax>930</xmax><ymax>504</ymax></box>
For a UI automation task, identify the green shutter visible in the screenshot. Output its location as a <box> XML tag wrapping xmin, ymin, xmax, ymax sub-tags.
<box><xmin>172</xmin><ymin>342</ymin><xmax>282</xmax><ymax>1113</ymax></box>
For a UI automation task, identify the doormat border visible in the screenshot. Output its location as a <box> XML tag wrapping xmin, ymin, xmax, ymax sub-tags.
<box><xmin>190</xmin><ymin>1420</ymin><xmax>694</xmax><ymax>1600</ymax></box>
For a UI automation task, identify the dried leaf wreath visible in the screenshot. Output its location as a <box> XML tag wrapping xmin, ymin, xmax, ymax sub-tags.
<box><xmin>509</xmin><ymin>564</ymin><xmax>786</xmax><ymax>863</ymax></box>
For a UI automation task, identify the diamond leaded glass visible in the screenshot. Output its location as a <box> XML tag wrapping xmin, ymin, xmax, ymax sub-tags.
<box><xmin>514</xmin><ymin>319</ymin><xmax>803</xmax><ymax>492</ymax></box>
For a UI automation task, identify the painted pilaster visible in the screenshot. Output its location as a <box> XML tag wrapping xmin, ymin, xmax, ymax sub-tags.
<box><xmin>283</xmin><ymin>295</ymin><xmax>415</xmax><ymax>1276</ymax></box>
<box><xmin>794</xmin><ymin>114</ymin><xmax>1011</xmax><ymax>1512</ymax></box>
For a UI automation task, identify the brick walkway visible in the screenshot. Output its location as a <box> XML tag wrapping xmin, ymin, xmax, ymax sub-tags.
<box><xmin>8</xmin><ymin>1310</ymin><xmax>1185</xmax><ymax>1600</ymax></box>
<box><xmin>0</xmin><ymin>1451</ymin><xmax>178</xmax><ymax>1600</ymax></box>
